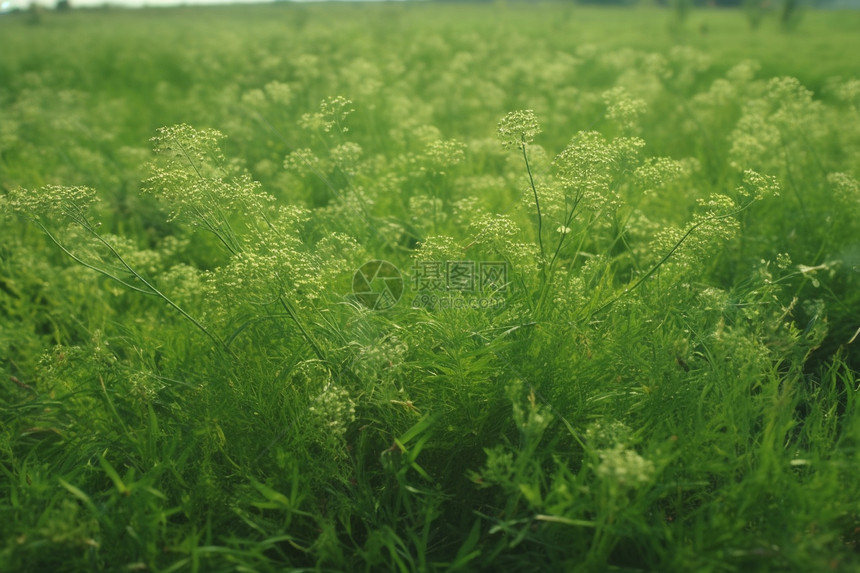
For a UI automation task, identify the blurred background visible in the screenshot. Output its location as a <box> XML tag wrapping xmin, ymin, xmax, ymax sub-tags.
<box><xmin>2</xmin><ymin>0</ymin><xmax>860</xmax><ymax>14</ymax></box>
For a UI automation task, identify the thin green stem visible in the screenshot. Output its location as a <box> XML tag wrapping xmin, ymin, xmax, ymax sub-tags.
<box><xmin>590</xmin><ymin>201</ymin><xmax>757</xmax><ymax>318</ymax></box>
<box><xmin>87</xmin><ymin>227</ymin><xmax>228</xmax><ymax>351</ymax></box>
<box><xmin>522</xmin><ymin>138</ymin><xmax>545</xmax><ymax>269</ymax></box>
<box><xmin>546</xmin><ymin>191</ymin><xmax>585</xmax><ymax>275</ymax></box>
<box><xmin>276</xmin><ymin>290</ymin><xmax>326</xmax><ymax>364</ymax></box>
<box><xmin>37</xmin><ymin>222</ymin><xmax>154</xmax><ymax>296</ymax></box>
<box><xmin>44</xmin><ymin>214</ymin><xmax>232</xmax><ymax>355</ymax></box>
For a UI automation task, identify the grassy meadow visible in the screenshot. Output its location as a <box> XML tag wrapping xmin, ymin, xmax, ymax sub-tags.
<box><xmin>2</xmin><ymin>3</ymin><xmax>860</xmax><ymax>571</ymax></box>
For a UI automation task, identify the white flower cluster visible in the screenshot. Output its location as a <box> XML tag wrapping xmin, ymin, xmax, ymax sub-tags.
<box><xmin>827</xmin><ymin>172</ymin><xmax>859</xmax><ymax>204</ymax></box>
<box><xmin>554</xmin><ymin>131</ymin><xmax>645</xmax><ymax>212</ymax></box>
<box><xmin>602</xmin><ymin>86</ymin><xmax>648</xmax><ymax>133</ymax></box>
<box><xmin>634</xmin><ymin>157</ymin><xmax>700</xmax><ymax>196</ymax></box>
<box><xmin>422</xmin><ymin>138</ymin><xmax>466</xmax><ymax>176</ymax></box>
<box><xmin>283</xmin><ymin>148</ymin><xmax>323</xmax><ymax>177</ymax></box>
<box><xmin>586</xmin><ymin>420</ymin><xmax>655</xmax><ymax>491</ymax></box>
<box><xmin>497</xmin><ymin>110</ymin><xmax>542</xmax><ymax>150</ymax></box>
<box><xmin>299</xmin><ymin>95</ymin><xmax>355</xmax><ymax>134</ymax></box>
<box><xmin>308</xmin><ymin>381</ymin><xmax>356</xmax><ymax>441</ymax></box>
<box><xmin>594</xmin><ymin>445</ymin><xmax>656</xmax><ymax>489</ymax></box>
<box><xmin>352</xmin><ymin>335</ymin><xmax>409</xmax><ymax>384</ymax></box>
<box><xmin>145</xmin><ymin>125</ymin><xmax>275</xmax><ymax>233</ymax></box>
<box><xmin>5</xmin><ymin>184</ymin><xmax>98</xmax><ymax>223</ymax></box>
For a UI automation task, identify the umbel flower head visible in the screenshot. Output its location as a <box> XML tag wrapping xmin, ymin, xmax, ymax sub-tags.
<box><xmin>602</xmin><ymin>86</ymin><xmax>647</xmax><ymax>133</ymax></box>
<box><xmin>595</xmin><ymin>445</ymin><xmax>655</xmax><ymax>489</ymax></box>
<box><xmin>553</xmin><ymin>131</ymin><xmax>644</xmax><ymax>211</ymax></box>
<box><xmin>497</xmin><ymin>109</ymin><xmax>542</xmax><ymax>149</ymax></box>
<box><xmin>299</xmin><ymin>95</ymin><xmax>355</xmax><ymax>134</ymax></box>
<box><xmin>150</xmin><ymin>123</ymin><xmax>226</xmax><ymax>175</ymax></box>
<box><xmin>5</xmin><ymin>184</ymin><xmax>98</xmax><ymax>225</ymax></box>
<box><xmin>144</xmin><ymin>124</ymin><xmax>275</xmax><ymax>227</ymax></box>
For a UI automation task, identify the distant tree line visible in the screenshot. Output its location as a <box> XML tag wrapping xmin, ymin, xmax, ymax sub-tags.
<box><xmin>573</xmin><ymin>0</ymin><xmax>747</xmax><ymax>6</ymax></box>
<box><xmin>427</xmin><ymin>0</ymin><xmax>762</xmax><ymax>6</ymax></box>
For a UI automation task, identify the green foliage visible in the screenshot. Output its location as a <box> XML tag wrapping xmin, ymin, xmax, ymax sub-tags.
<box><xmin>1</xmin><ymin>4</ymin><xmax>860</xmax><ymax>572</ymax></box>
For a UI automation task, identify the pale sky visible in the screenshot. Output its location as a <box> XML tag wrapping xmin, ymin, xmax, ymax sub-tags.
<box><xmin>2</xmin><ymin>0</ymin><xmax>397</xmax><ymax>10</ymax></box>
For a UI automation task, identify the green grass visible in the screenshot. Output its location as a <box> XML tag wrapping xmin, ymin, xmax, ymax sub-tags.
<box><xmin>2</xmin><ymin>3</ymin><xmax>860</xmax><ymax>571</ymax></box>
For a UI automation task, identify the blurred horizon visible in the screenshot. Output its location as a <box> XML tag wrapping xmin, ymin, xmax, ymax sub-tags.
<box><xmin>3</xmin><ymin>0</ymin><xmax>860</xmax><ymax>11</ymax></box>
<box><xmin>1</xmin><ymin>0</ymin><xmax>409</xmax><ymax>11</ymax></box>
